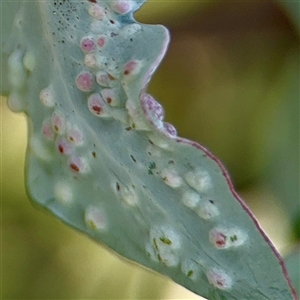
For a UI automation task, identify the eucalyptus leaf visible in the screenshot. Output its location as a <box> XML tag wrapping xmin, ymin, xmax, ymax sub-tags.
<box><xmin>285</xmin><ymin>247</ymin><xmax>300</xmax><ymax>296</ymax></box>
<box><xmin>1</xmin><ymin>1</ymin><xmax>298</xmax><ymax>299</ymax></box>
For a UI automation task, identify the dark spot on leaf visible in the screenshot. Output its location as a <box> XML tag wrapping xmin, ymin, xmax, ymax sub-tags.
<box><xmin>70</xmin><ymin>163</ymin><xmax>79</xmax><ymax>172</ymax></box>
<box><xmin>153</xmin><ymin>238</ymin><xmax>158</xmax><ymax>250</ymax></box>
<box><xmin>217</xmin><ymin>280</ymin><xmax>224</xmax><ymax>287</ymax></box>
<box><xmin>92</xmin><ymin>105</ymin><xmax>102</xmax><ymax>114</ymax></box>
<box><xmin>107</xmin><ymin>74</ymin><xmax>115</xmax><ymax>80</ymax></box>
<box><xmin>216</xmin><ymin>234</ymin><xmax>227</xmax><ymax>247</ymax></box>
<box><xmin>159</xmin><ymin>237</ymin><xmax>171</xmax><ymax>245</ymax></box>
<box><xmin>130</xmin><ymin>155</ymin><xmax>136</xmax><ymax>163</ymax></box>
<box><xmin>230</xmin><ymin>235</ymin><xmax>237</xmax><ymax>242</ymax></box>
<box><xmin>58</xmin><ymin>145</ymin><xmax>64</xmax><ymax>153</ymax></box>
<box><xmin>187</xmin><ymin>270</ymin><xmax>194</xmax><ymax>277</ymax></box>
<box><xmin>148</xmin><ymin>162</ymin><xmax>156</xmax><ymax>175</ymax></box>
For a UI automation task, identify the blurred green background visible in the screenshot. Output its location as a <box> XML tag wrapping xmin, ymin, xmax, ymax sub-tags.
<box><xmin>1</xmin><ymin>1</ymin><xmax>299</xmax><ymax>299</ymax></box>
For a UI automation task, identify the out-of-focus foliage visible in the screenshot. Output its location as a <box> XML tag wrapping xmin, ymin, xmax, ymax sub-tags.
<box><xmin>136</xmin><ymin>0</ymin><xmax>217</xmax><ymax>25</ymax></box>
<box><xmin>267</xmin><ymin>54</ymin><xmax>300</xmax><ymax>239</ymax></box>
<box><xmin>279</xmin><ymin>1</ymin><xmax>300</xmax><ymax>32</ymax></box>
<box><xmin>2</xmin><ymin>1</ymin><xmax>299</xmax><ymax>299</ymax></box>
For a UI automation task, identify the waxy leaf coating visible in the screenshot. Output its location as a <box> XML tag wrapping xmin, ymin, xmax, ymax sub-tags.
<box><xmin>1</xmin><ymin>1</ymin><xmax>297</xmax><ymax>299</ymax></box>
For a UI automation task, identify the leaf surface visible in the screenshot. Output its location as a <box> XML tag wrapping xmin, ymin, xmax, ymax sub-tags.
<box><xmin>2</xmin><ymin>1</ymin><xmax>297</xmax><ymax>299</ymax></box>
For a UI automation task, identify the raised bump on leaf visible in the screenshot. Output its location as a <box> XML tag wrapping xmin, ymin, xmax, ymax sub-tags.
<box><xmin>88</xmin><ymin>3</ymin><xmax>105</xmax><ymax>20</ymax></box>
<box><xmin>66</xmin><ymin>125</ymin><xmax>84</xmax><ymax>146</ymax></box>
<box><xmin>84</xmin><ymin>53</ymin><xmax>97</xmax><ymax>68</ymax></box>
<box><xmin>206</xmin><ymin>268</ymin><xmax>233</xmax><ymax>290</ymax></box>
<box><xmin>119</xmin><ymin>185</ymin><xmax>139</xmax><ymax>207</ymax></box>
<box><xmin>209</xmin><ymin>226</ymin><xmax>247</xmax><ymax>249</ymax></box>
<box><xmin>100</xmin><ymin>88</ymin><xmax>121</xmax><ymax>106</ymax></box>
<box><xmin>68</xmin><ymin>155</ymin><xmax>89</xmax><ymax>174</ymax></box>
<box><xmin>41</xmin><ymin>118</ymin><xmax>55</xmax><ymax>141</ymax></box>
<box><xmin>111</xmin><ymin>0</ymin><xmax>134</xmax><ymax>15</ymax></box>
<box><xmin>160</xmin><ymin>168</ymin><xmax>183</xmax><ymax>188</ymax></box>
<box><xmin>196</xmin><ymin>199</ymin><xmax>220</xmax><ymax>220</ymax></box>
<box><xmin>8</xmin><ymin>49</ymin><xmax>26</xmax><ymax>90</ymax></box>
<box><xmin>148</xmin><ymin>225</ymin><xmax>182</xmax><ymax>267</ymax></box>
<box><xmin>76</xmin><ymin>71</ymin><xmax>95</xmax><ymax>92</ymax></box>
<box><xmin>40</xmin><ymin>86</ymin><xmax>55</xmax><ymax>107</ymax></box>
<box><xmin>23</xmin><ymin>51</ymin><xmax>36</xmax><ymax>72</ymax></box>
<box><xmin>123</xmin><ymin>59</ymin><xmax>142</xmax><ymax>77</ymax></box>
<box><xmin>56</xmin><ymin>136</ymin><xmax>74</xmax><ymax>156</ymax></box>
<box><xmin>181</xmin><ymin>259</ymin><xmax>200</xmax><ymax>281</ymax></box>
<box><xmin>181</xmin><ymin>190</ymin><xmax>201</xmax><ymax>208</ymax></box>
<box><xmin>7</xmin><ymin>92</ymin><xmax>23</xmax><ymax>112</ymax></box>
<box><xmin>184</xmin><ymin>167</ymin><xmax>212</xmax><ymax>193</ymax></box>
<box><xmin>87</xmin><ymin>93</ymin><xmax>111</xmax><ymax>117</ymax></box>
<box><xmin>162</xmin><ymin>122</ymin><xmax>177</xmax><ymax>138</ymax></box>
<box><xmin>54</xmin><ymin>181</ymin><xmax>73</xmax><ymax>205</ymax></box>
<box><xmin>85</xmin><ymin>205</ymin><xmax>108</xmax><ymax>231</ymax></box>
<box><xmin>141</xmin><ymin>93</ymin><xmax>165</xmax><ymax>128</ymax></box>
<box><xmin>96</xmin><ymin>70</ymin><xmax>115</xmax><ymax>87</ymax></box>
<box><xmin>51</xmin><ymin>111</ymin><xmax>67</xmax><ymax>135</ymax></box>
<box><xmin>97</xmin><ymin>36</ymin><xmax>106</xmax><ymax>47</ymax></box>
<box><xmin>80</xmin><ymin>36</ymin><xmax>96</xmax><ymax>53</ymax></box>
